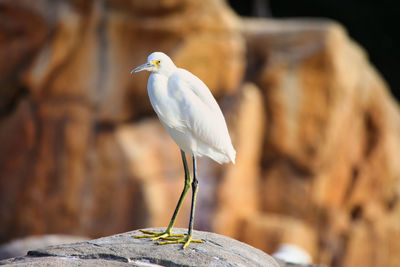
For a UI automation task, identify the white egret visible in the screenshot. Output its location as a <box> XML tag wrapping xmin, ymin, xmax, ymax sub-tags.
<box><xmin>131</xmin><ymin>52</ymin><xmax>236</xmax><ymax>249</ymax></box>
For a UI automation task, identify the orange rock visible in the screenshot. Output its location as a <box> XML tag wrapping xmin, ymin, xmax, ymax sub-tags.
<box><xmin>116</xmin><ymin>119</ymin><xmax>192</xmax><ymax>229</ymax></box>
<box><xmin>0</xmin><ymin>0</ymin><xmax>244</xmax><ymax>243</ymax></box>
<box><xmin>243</xmin><ymin>18</ymin><xmax>400</xmax><ymax>266</ymax></box>
<box><xmin>239</xmin><ymin>213</ymin><xmax>317</xmax><ymax>261</ymax></box>
<box><xmin>0</xmin><ymin>3</ymin><xmax>47</xmax><ymax>116</ymax></box>
<box><xmin>22</xmin><ymin>0</ymin><xmax>245</xmax><ymax>121</ymax></box>
<box><xmin>214</xmin><ymin>83</ymin><xmax>264</xmax><ymax>237</ymax></box>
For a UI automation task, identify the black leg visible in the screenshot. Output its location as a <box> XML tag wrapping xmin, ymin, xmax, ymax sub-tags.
<box><xmin>188</xmin><ymin>155</ymin><xmax>199</xmax><ymax>237</ymax></box>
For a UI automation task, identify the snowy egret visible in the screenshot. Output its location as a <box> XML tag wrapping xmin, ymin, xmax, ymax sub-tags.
<box><xmin>131</xmin><ymin>52</ymin><xmax>236</xmax><ymax>249</ymax></box>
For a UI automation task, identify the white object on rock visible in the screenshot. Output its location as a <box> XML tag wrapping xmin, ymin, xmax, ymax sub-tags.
<box><xmin>272</xmin><ymin>243</ymin><xmax>312</xmax><ymax>264</ymax></box>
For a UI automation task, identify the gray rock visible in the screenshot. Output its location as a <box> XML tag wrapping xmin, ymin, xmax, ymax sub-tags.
<box><xmin>0</xmin><ymin>235</ymin><xmax>88</xmax><ymax>260</ymax></box>
<box><xmin>274</xmin><ymin>258</ymin><xmax>327</xmax><ymax>267</ymax></box>
<box><xmin>0</xmin><ymin>228</ymin><xmax>280</xmax><ymax>267</ymax></box>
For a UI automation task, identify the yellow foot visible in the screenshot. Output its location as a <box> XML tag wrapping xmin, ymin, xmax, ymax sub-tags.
<box><xmin>157</xmin><ymin>235</ymin><xmax>202</xmax><ymax>250</ymax></box>
<box><xmin>135</xmin><ymin>229</ymin><xmax>184</xmax><ymax>241</ymax></box>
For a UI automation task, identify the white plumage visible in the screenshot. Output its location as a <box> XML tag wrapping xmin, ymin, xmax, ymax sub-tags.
<box><xmin>134</xmin><ymin>52</ymin><xmax>235</xmax><ymax>164</ymax></box>
<box><xmin>131</xmin><ymin>51</ymin><xmax>235</xmax><ymax>249</ymax></box>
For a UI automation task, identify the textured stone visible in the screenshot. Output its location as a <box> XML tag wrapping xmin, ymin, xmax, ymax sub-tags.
<box><xmin>213</xmin><ymin>83</ymin><xmax>264</xmax><ymax>236</ymax></box>
<box><xmin>241</xmin><ymin>18</ymin><xmax>400</xmax><ymax>267</ymax></box>
<box><xmin>0</xmin><ymin>2</ymin><xmax>47</xmax><ymax>117</ymax></box>
<box><xmin>14</xmin><ymin>0</ymin><xmax>245</xmax><ymax>121</ymax></box>
<box><xmin>0</xmin><ymin>0</ymin><xmax>244</xmax><ymax>243</ymax></box>
<box><xmin>115</xmin><ymin>119</ymin><xmax>192</xmax><ymax>229</ymax></box>
<box><xmin>0</xmin><ymin>229</ymin><xmax>280</xmax><ymax>267</ymax></box>
<box><xmin>239</xmin><ymin>214</ymin><xmax>317</xmax><ymax>261</ymax></box>
<box><xmin>0</xmin><ymin>235</ymin><xmax>88</xmax><ymax>260</ymax></box>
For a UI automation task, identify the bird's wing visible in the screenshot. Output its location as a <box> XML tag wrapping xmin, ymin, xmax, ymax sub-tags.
<box><xmin>168</xmin><ymin>69</ymin><xmax>233</xmax><ymax>155</ymax></box>
<box><xmin>173</xmin><ymin>69</ymin><xmax>222</xmax><ymax>113</ymax></box>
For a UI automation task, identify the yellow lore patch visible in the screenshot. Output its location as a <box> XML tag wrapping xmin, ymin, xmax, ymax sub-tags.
<box><xmin>151</xmin><ymin>60</ymin><xmax>161</xmax><ymax>67</ymax></box>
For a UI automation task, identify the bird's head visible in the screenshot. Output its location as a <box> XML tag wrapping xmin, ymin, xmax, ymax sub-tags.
<box><xmin>131</xmin><ymin>52</ymin><xmax>176</xmax><ymax>76</ymax></box>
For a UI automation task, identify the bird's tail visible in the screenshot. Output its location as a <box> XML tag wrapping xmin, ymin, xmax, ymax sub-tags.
<box><xmin>212</xmin><ymin>146</ymin><xmax>236</xmax><ymax>164</ymax></box>
<box><xmin>199</xmin><ymin>147</ymin><xmax>235</xmax><ymax>164</ymax></box>
<box><xmin>227</xmin><ymin>146</ymin><xmax>236</xmax><ymax>164</ymax></box>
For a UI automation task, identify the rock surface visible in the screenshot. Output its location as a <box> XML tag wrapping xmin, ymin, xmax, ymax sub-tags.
<box><xmin>0</xmin><ymin>235</ymin><xmax>88</xmax><ymax>260</ymax></box>
<box><xmin>0</xmin><ymin>229</ymin><xmax>280</xmax><ymax>267</ymax></box>
<box><xmin>239</xmin><ymin>18</ymin><xmax>400</xmax><ymax>267</ymax></box>
<box><xmin>0</xmin><ymin>0</ymin><xmax>243</xmax><ymax>242</ymax></box>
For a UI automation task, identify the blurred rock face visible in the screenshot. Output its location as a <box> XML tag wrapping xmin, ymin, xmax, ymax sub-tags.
<box><xmin>0</xmin><ymin>0</ymin><xmax>244</xmax><ymax>241</ymax></box>
<box><xmin>239</xmin><ymin>19</ymin><xmax>400</xmax><ymax>267</ymax></box>
<box><xmin>0</xmin><ymin>1</ymin><xmax>399</xmax><ymax>267</ymax></box>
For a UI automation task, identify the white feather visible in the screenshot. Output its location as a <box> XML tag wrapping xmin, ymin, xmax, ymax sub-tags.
<box><xmin>139</xmin><ymin>52</ymin><xmax>235</xmax><ymax>164</ymax></box>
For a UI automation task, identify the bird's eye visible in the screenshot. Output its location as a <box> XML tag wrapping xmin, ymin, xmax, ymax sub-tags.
<box><xmin>157</xmin><ymin>60</ymin><xmax>161</xmax><ymax>64</ymax></box>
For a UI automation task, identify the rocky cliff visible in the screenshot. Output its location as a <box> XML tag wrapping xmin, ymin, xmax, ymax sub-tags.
<box><xmin>1</xmin><ymin>1</ymin><xmax>400</xmax><ymax>267</ymax></box>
